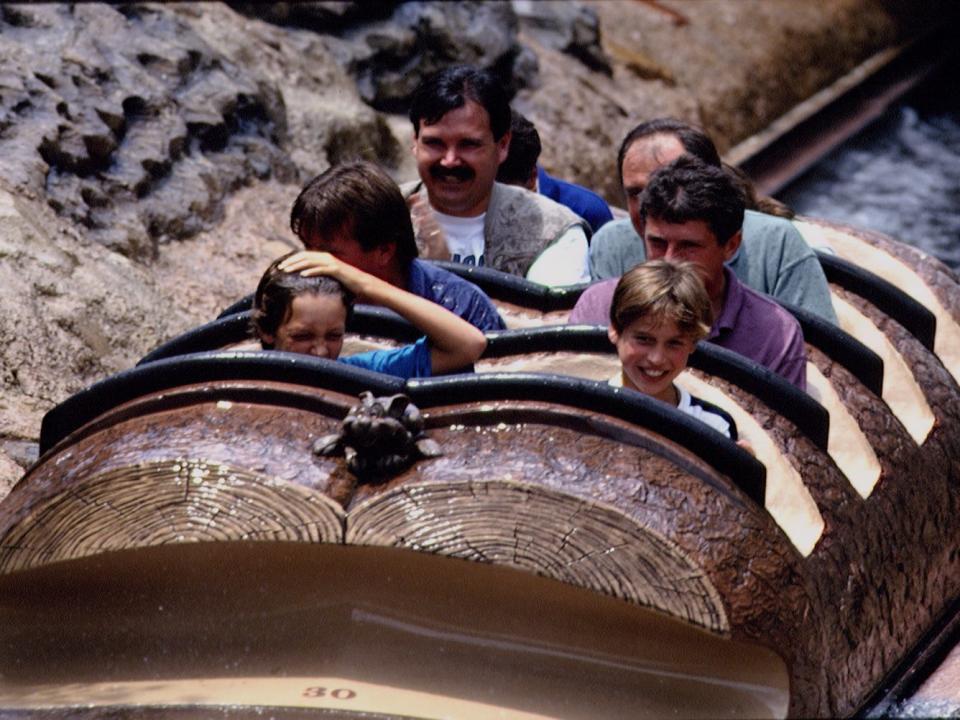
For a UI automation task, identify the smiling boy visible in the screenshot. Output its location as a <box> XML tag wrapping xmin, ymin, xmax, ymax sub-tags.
<box><xmin>608</xmin><ymin>260</ymin><xmax>737</xmax><ymax>439</ymax></box>
<box><xmin>571</xmin><ymin>156</ymin><xmax>807</xmax><ymax>391</ymax></box>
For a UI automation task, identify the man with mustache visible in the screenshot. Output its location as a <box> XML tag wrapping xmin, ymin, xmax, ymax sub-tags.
<box><xmin>402</xmin><ymin>65</ymin><xmax>592</xmax><ymax>286</ymax></box>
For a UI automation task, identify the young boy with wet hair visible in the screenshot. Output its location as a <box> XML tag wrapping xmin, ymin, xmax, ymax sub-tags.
<box><xmin>289</xmin><ymin>161</ymin><xmax>505</xmax><ymax>331</ymax></box>
<box><xmin>252</xmin><ymin>251</ymin><xmax>487</xmax><ymax>379</ymax></box>
<box><xmin>608</xmin><ymin>259</ymin><xmax>738</xmax><ymax>439</ymax></box>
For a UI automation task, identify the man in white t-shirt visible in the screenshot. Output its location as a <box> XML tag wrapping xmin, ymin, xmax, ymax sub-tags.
<box><xmin>401</xmin><ymin>65</ymin><xmax>591</xmax><ymax>287</ymax></box>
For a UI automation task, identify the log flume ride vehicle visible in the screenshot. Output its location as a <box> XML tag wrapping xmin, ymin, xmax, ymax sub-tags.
<box><xmin>1</xmin><ymin>218</ymin><xmax>959</xmax><ymax>718</ymax></box>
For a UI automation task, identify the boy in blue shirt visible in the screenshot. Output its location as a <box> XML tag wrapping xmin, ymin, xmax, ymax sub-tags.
<box><xmin>291</xmin><ymin>161</ymin><xmax>505</xmax><ymax>331</ymax></box>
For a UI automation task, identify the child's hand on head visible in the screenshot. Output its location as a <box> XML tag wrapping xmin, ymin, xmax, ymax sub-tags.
<box><xmin>278</xmin><ymin>250</ymin><xmax>372</xmax><ymax>299</ymax></box>
<box><xmin>278</xmin><ymin>251</ymin><xmax>338</xmax><ymax>275</ymax></box>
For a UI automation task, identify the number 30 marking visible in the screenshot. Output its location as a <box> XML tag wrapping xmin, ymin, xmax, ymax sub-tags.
<box><xmin>303</xmin><ymin>686</ymin><xmax>357</xmax><ymax>700</ymax></box>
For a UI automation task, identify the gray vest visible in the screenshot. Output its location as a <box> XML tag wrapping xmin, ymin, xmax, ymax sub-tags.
<box><xmin>402</xmin><ymin>180</ymin><xmax>589</xmax><ymax>277</ymax></box>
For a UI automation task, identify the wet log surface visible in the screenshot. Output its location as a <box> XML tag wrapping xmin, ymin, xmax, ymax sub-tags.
<box><xmin>0</xmin><ymin>539</ymin><xmax>791</xmax><ymax>718</ymax></box>
<box><xmin>821</xmin><ymin>288</ymin><xmax>960</xmax><ymax>715</ymax></box>
<box><xmin>348</xmin><ymin>400</ymin><xmax>796</xmax><ymax>635</ymax></box>
<box><xmin>6</xmin><ymin>240</ymin><xmax>960</xmax><ymax>716</ymax></box>
<box><xmin>0</xmin><ymin>369</ymin><xmax>841</xmax><ymax>715</ymax></box>
<box><xmin>678</xmin><ymin>367</ymin><xmax>837</xmax><ymax>714</ymax></box>
<box><xmin>465</xmin><ymin>293</ymin><xmax>960</xmax><ymax>717</ymax></box>
<box><xmin>6</xmin><ymin>390</ymin><xmax>769</xmax><ymax>632</ymax></box>
<box><xmin>838</xmin><ymin>222</ymin><xmax>960</xmax><ymax>325</ymax></box>
<box><xmin>5</xmin><ymin>310</ymin><xmax>957</xmax><ymax>717</ymax></box>
<box><xmin>2</xmin><ymin>355</ymin><xmax>958</xmax><ymax>717</ymax></box>
<box><xmin>1</xmin><ymin>378</ymin><xmax>806</xmax><ymax>699</ymax></box>
<box><xmin>0</xmin><ymin>382</ymin><xmax>362</xmax><ymax>574</ymax></box>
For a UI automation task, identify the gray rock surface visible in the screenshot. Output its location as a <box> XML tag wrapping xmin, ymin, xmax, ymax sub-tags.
<box><xmin>0</xmin><ymin>186</ymin><xmax>182</xmax><ymax>496</ymax></box>
<box><xmin>513</xmin><ymin>0</ymin><xmax>611</xmax><ymax>75</ymax></box>
<box><xmin>0</xmin><ymin>2</ymin><xmax>394</xmax><ymax>489</ymax></box>
<box><xmin>0</xmin><ymin>3</ymin><xmax>295</xmax><ymax>257</ymax></box>
<box><xmin>237</xmin><ymin>0</ymin><xmax>613</xmax><ymax>110</ymax></box>
<box><xmin>310</xmin><ymin>1</ymin><xmax>525</xmax><ymax>110</ymax></box>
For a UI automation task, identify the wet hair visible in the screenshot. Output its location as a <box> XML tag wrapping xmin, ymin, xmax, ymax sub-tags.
<box><xmin>640</xmin><ymin>155</ymin><xmax>745</xmax><ymax>247</ymax></box>
<box><xmin>496</xmin><ymin>109</ymin><xmax>541</xmax><ymax>186</ymax></box>
<box><xmin>290</xmin><ymin>161</ymin><xmax>418</xmax><ymax>264</ymax></box>
<box><xmin>617</xmin><ymin>118</ymin><xmax>721</xmax><ymax>188</ymax></box>
<box><xmin>408</xmin><ymin>65</ymin><xmax>512</xmax><ymax>140</ymax></box>
<box><xmin>610</xmin><ymin>259</ymin><xmax>712</xmax><ymax>341</ymax></box>
<box><xmin>251</xmin><ymin>252</ymin><xmax>355</xmax><ymax>349</ymax></box>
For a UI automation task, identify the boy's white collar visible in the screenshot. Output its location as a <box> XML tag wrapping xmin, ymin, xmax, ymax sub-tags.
<box><xmin>608</xmin><ymin>371</ymin><xmax>685</xmax><ymax>409</ymax></box>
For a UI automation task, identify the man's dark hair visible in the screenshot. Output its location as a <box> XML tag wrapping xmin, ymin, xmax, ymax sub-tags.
<box><xmin>290</xmin><ymin>161</ymin><xmax>418</xmax><ymax>265</ymax></box>
<box><xmin>640</xmin><ymin>156</ymin><xmax>745</xmax><ymax>246</ymax></box>
<box><xmin>251</xmin><ymin>252</ymin><xmax>355</xmax><ymax>349</ymax></box>
<box><xmin>616</xmin><ymin>118</ymin><xmax>722</xmax><ymax>188</ymax></box>
<box><xmin>408</xmin><ymin>65</ymin><xmax>512</xmax><ymax>140</ymax></box>
<box><xmin>496</xmin><ymin>109</ymin><xmax>541</xmax><ymax>186</ymax></box>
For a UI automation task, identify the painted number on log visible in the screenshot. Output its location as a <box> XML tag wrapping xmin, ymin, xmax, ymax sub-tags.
<box><xmin>303</xmin><ymin>686</ymin><xmax>357</xmax><ymax>700</ymax></box>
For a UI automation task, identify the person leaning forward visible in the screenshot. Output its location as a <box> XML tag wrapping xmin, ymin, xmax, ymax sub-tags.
<box><xmin>401</xmin><ymin>65</ymin><xmax>591</xmax><ymax>287</ymax></box>
<box><xmin>289</xmin><ymin>160</ymin><xmax>505</xmax><ymax>332</ymax></box>
<box><xmin>570</xmin><ymin>156</ymin><xmax>808</xmax><ymax>391</ymax></box>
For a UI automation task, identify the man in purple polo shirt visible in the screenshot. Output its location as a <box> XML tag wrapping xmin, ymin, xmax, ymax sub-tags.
<box><xmin>569</xmin><ymin>156</ymin><xmax>806</xmax><ymax>390</ymax></box>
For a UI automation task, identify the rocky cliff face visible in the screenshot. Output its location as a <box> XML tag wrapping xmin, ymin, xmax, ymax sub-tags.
<box><xmin>0</xmin><ymin>0</ymin><xmax>945</xmax><ymax>490</ymax></box>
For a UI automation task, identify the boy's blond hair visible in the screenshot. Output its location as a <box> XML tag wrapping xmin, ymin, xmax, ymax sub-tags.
<box><xmin>609</xmin><ymin>260</ymin><xmax>713</xmax><ymax>340</ymax></box>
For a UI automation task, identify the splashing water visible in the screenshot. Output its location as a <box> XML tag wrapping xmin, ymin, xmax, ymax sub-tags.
<box><xmin>781</xmin><ymin>106</ymin><xmax>960</xmax><ymax>269</ymax></box>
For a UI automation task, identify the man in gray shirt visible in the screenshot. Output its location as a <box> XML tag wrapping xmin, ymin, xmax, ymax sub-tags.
<box><xmin>589</xmin><ymin>118</ymin><xmax>837</xmax><ymax>324</ymax></box>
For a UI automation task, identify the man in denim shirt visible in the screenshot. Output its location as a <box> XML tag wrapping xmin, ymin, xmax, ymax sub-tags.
<box><xmin>290</xmin><ymin>161</ymin><xmax>505</xmax><ymax>332</ymax></box>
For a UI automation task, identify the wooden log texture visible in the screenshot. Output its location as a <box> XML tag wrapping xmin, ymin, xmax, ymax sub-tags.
<box><xmin>0</xmin><ymin>382</ymin><xmax>357</xmax><ymax>573</ymax></box>
<box><xmin>827</xmin><ymin>287</ymin><xmax>960</xmax><ymax>703</ymax></box>
<box><xmin>816</xmin><ymin>220</ymin><xmax>960</xmax><ymax>324</ymax></box>
<box><xmin>0</xmin><ymin>460</ymin><xmax>345</xmax><ymax>575</ymax></box>
<box><xmin>0</xmin><ymin>379</ymin><xmax>813</xmax><ymax>708</ymax></box>
<box><xmin>0</xmin><ymin>360</ymin><xmax>955</xmax><ymax>717</ymax></box>
<box><xmin>4</xmin><ymin>232</ymin><xmax>960</xmax><ymax>716</ymax></box>
<box><xmin>798</xmin><ymin>217</ymin><xmax>960</xmax><ymax>387</ymax></box>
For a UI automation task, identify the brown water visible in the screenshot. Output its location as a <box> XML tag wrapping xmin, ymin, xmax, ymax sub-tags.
<box><xmin>0</xmin><ymin>541</ymin><xmax>789</xmax><ymax>719</ymax></box>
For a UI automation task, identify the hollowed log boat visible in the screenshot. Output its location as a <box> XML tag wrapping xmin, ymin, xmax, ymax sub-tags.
<box><xmin>1</xmin><ymin>219</ymin><xmax>959</xmax><ymax>718</ymax></box>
